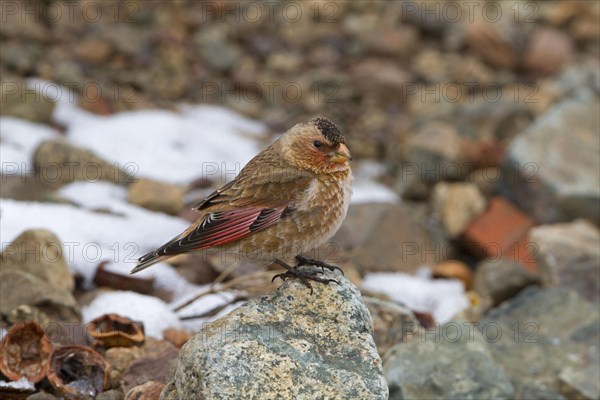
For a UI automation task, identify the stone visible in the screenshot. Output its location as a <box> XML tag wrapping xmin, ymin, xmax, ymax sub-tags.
<box><xmin>122</xmin><ymin>346</ymin><xmax>178</xmax><ymax>394</ymax></box>
<box><xmin>352</xmin><ymin>60</ymin><xmax>413</xmax><ymax>93</ymax></box>
<box><xmin>26</xmin><ymin>391</ymin><xmax>60</xmax><ymax>400</ymax></box>
<box><xmin>265</xmin><ymin>52</ymin><xmax>303</xmax><ymax>73</ymax></box>
<box><xmin>193</xmin><ymin>25</ymin><xmax>242</xmax><ymax>71</ymax></box>
<box><xmin>463</xmin><ymin>197</ymin><xmax>534</xmax><ymax>260</ymax></box>
<box><xmin>559</xmin><ymin>365</ymin><xmax>600</xmax><ymax>400</ymax></box>
<box><xmin>330</xmin><ymin>203</ymin><xmax>391</xmax><ymax>251</ymax></box>
<box><xmin>465</xmin><ymin>11</ymin><xmax>523</xmax><ymax>69</ymax></box>
<box><xmin>399</xmin><ymin>121</ymin><xmax>476</xmax><ymax>198</ymax></box>
<box><xmin>128</xmin><ymin>179</ymin><xmax>185</xmax><ymax>215</ymax></box>
<box><xmin>364</xmin><ymin>297</ymin><xmax>421</xmax><ymax>357</ymax></box>
<box><xmin>105</xmin><ymin>338</ymin><xmax>177</xmax><ymax>389</ymax></box>
<box><xmin>529</xmin><ymin>220</ymin><xmax>600</xmax><ymax>303</ymax></box>
<box><xmin>8</xmin><ymin>305</ymin><xmax>51</xmax><ymax>327</ymax></box>
<box><xmin>412</xmin><ymin>49</ymin><xmax>448</xmax><ymax>83</ymax></box>
<box><xmin>523</xmin><ymin>28</ymin><xmax>575</xmax><ymax>76</ymax></box>
<box><xmin>33</xmin><ymin>140</ymin><xmax>129</xmax><ymax>187</ymax></box>
<box><xmin>332</xmin><ymin>203</ymin><xmax>449</xmax><ymax>274</ymax></box>
<box><xmin>1</xmin><ymin>41</ymin><xmax>42</xmax><ymax>74</ymax></box>
<box><xmin>162</xmin><ymin>328</ymin><xmax>191</xmax><ymax>349</ymax></box>
<box><xmin>432</xmin><ymin>182</ymin><xmax>487</xmax><ymax>238</ymax></box>
<box><xmin>366</xmin><ymin>25</ymin><xmax>419</xmax><ymax>57</ymax></box>
<box><xmin>161</xmin><ymin>270</ymin><xmax>388</xmax><ymax>399</ymax></box>
<box><xmin>125</xmin><ymin>381</ymin><xmax>164</xmax><ymax>400</ymax></box>
<box><xmin>0</xmin><ymin>79</ymin><xmax>55</xmax><ymax>124</ymax></box>
<box><xmin>473</xmin><ymin>259</ymin><xmax>539</xmax><ymax>306</ymax></box>
<box><xmin>0</xmin><ymin>270</ymin><xmax>81</xmax><ymax>323</ymax></box>
<box><xmin>1</xmin><ymin>229</ymin><xmax>74</xmax><ymax>292</ymax></box>
<box><xmin>481</xmin><ymin>286</ymin><xmax>599</xmax><ymax>398</ymax></box>
<box><xmin>75</xmin><ymin>38</ymin><xmax>113</xmax><ymax>64</ymax></box>
<box><xmin>502</xmin><ymin>90</ymin><xmax>600</xmax><ymax>223</ymax></box>
<box><xmin>96</xmin><ymin>389</ymin><xmax>125</xmax><ymax>400</ymax></box>
<box><xmin>383</xmin><ymin>324</ymin><xmax>515</xmax><ymax>399</ymax></box>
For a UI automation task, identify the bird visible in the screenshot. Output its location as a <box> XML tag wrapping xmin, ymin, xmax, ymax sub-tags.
<box><xmin>130</xmin><ymin>117</ymin><xmax>353</xmax><ymax>291</ymax></box>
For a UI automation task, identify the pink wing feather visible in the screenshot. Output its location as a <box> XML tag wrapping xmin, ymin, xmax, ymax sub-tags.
<box><xmin>131</xmin><ymin>206</ymin><xmax>287</xmax><ymax>273</ymax></box>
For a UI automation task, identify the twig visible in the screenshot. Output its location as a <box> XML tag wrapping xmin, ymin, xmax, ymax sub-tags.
<box><xmin>172</xmin><ymin>270</ymin><xmax>276</xmax><ymax>312</ymax></box>
<box><xmin>179</xmin><ymin>295</ymin><xmax>249</xmax><ymax>320</ymax></box>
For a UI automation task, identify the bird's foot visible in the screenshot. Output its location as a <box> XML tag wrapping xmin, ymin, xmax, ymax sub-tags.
<box><xmin>272</xmin><ymin>259</ymin><xmax>339</xmax><ymax>294</ymax></box>
<box><xmin>295</xmin><ymin>255</ymin><xmax>344</xmax><ymax>275</ymax></box>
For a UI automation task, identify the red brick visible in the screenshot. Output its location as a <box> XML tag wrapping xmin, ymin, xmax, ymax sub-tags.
<box><xmin>463</xmin><ymin>196</ymin><xmax>534</xmax><ymax>259</ymax></box>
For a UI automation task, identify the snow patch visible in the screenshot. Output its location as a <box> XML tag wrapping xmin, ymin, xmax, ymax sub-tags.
<box><xmin>0</xmin><ymin>117</ymin><xmax>60</xmax><ymax>173</ymax></box>
<box><xmin>0</xmin><ymin>195</ymin><xmax>190</xmax><ymax>292</ymax></box>
<box><xmin>82</xmin><ymin>291</ymin><xmax>181</xmax><ymax>339</ymax></box>
<box><xmin>361</xmin><ymin>271</ymin><xmax>469</xmax><ymax>323</ymax></box>
<box><xmin>0</xmin><ymin>377</ymin><xmax>35</xmax><ymax>390</ymax></box>
<box><xmin>351</xmin><ymin>160</ymin><xmax>399</xmax><ymax>204</ymax></box>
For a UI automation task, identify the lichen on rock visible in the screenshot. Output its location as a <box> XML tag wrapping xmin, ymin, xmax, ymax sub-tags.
<box><xmin>161</xmin><ymin>269</ymin><xmax>388</xmax><ymax>400</ymax></box>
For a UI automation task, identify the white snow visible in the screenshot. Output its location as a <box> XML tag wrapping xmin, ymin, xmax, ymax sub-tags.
<box><xmin>0</xmin><ymin>117</ymin><xmax>60</xmax><ymax>174</ymax></box>
<box><xmin>172</xmin><ymin>288</ymin><xmax>243</xmax><ymax>332</ymax></box>
<box><xmin>361</xmin><ymin>271</ymin><xmax>469</xmax><ymax>323</ymax></box>
<box><xmin>57</xmin><ymin>104</ymin><xmax>266</xmax><ymax>184</ymax></box>
<box><xmin>82</xmin><ymin>291</ymin><xmax>181</xmax><ymax>338</ymax></box>
<box><xmin>0</xmin><ymin>377</ymin><xmax>35</xmax><ymax>390</ymax></box>
<box><xmin>0</xmin><ymin>194</ymin><xmax>190</xmax><ymax>291</ymax></box>
<box><xmin>351</xmin><ymin>160</ymin><xmax>399</xmax><ymax>204</ymax></box>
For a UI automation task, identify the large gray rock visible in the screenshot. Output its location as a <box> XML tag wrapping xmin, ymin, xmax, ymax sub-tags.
<box><xmin>364</xmin><ymin>297</ymin><xmax>421</xmax><ymax>357</ymax></box>
<box><xmin>431</xmin><ymin>182</ymin><xmax>487</xmax><ymax>238</ymax></box>
<box><xmin>1</xmin><ymin>229</ymin><xmax>74</xmax><ymax>292</ymax></box>
<box><xmin>33</xmin><ymin>140</ymin><xmax>130</xmax><ymax>187</ymax></box>
<box><xmin>473</xmin><ymin>259</ymin><xmax>539</xmax><ymax>306</ymax></box>
<box><xmin>0</xmin><ymin>270</ymin><xmax>81</xmax><ymax>322</ymax></box>
<box><xmin>398</xmin><ymin>121</ymin><xmax>473</xmax><ymax>199</ymax></box>
<box><xmin>481</xmin><ymin>286</ymin><xmax>599</xmax><ymax>399</ymax></box>
<box><xmin>529</xmin><ymin>220</ymin><xmax>600</xmax><ymax>303</ymax></box>
<box><xmin>502</xmin><ymin>90</ymin><xmax>600</xmax><ymax>223</ymax></box>
<box><xmin>332</xmin><ymin>203</ymin><xmax>449</xmax><ymax>274</ymax></box>
<box><xmin>383</xmin><ymin>324</ymin><xmax>514</xmax><ymax>399</ymax></box>
<box><xmin>0</xmin><ymin>80</ymin><xmax>55</xmax><ymax>123</ymax></box>
<box><xmin>161</xmin><ymin>270</ymin><xmax>388</xmax><ymax>400</ymax></box>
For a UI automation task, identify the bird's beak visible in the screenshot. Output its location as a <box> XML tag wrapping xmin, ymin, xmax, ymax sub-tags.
<box><xmin>329</xmin><ymin>143</ymin><xmax>352</xmax><ymax>163</ymax></box>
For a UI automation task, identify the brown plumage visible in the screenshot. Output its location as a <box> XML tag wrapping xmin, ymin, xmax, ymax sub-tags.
<box><xmin>131</xmin><ymin>117</ymin><xmax>353</xmax><ymax>288</ymax></box>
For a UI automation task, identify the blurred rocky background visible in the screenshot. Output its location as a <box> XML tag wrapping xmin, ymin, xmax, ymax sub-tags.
<box><xmin>1</xmin><ymin>1</ymin><xmax>599</xmax><ymax>399</ymax></box>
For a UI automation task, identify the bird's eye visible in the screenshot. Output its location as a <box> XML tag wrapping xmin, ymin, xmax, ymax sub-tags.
<box><xmin>313</xmin><ymin>140</ymin><xmax>323</xmax><ymax>148</ymax></box>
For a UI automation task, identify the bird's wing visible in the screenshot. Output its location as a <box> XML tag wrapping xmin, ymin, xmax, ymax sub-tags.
<box><xmin>131</xmin><ymin>161</ymin><xmax>312</xmax><ymax>273</ymax></box>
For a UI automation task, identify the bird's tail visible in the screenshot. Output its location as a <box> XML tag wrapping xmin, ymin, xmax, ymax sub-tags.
<box><xmin>130</xmin><ymin>251</ymin><xmax>170</xmax><ymax>274</ymax></box>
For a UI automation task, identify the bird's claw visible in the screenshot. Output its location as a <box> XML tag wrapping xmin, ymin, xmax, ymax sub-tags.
<box><xmin>295</xmin><ymin>255</ymin><xmax>344</xmax><ymax>275</ymax></box>
<box><xmin>272</xmin><ymin>263</ymin><xmax>339</xmax><ymax>295</ymax></box>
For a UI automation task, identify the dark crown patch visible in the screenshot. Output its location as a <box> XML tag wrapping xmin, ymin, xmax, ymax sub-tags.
<box><xmin>310</xmin><ymin>117</ymin><xmax>345</xmax><ymax>144</ymax></box>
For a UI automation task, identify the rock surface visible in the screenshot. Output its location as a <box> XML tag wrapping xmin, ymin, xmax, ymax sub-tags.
<box><xmin>432</xmin><ymin>182</ymin><xmax>486</xmax><ymax>238</ymax></box>
<box><xmin>481</xmin><ymin>286</ymin><xmax>599</xmax><ymax>399</ymax></box>
<box><xmin>383</xmin><ymin>323</ymin><xmax>515</xmax><ymax>399</ymax></box>
<box><xmin>502</xmin><ymin>90</ymin><xmax>600</xmax><ymax>223</ymax></box>
<box><xmin>33</xmin><ymin>140</ymin><xmax>129</xmax><ymax>187</ymax></box>
<box><xmin>364</xmin><ymin>297</ymin><xmax>421</xmax><ymax>357</ymax></box>
<box><xmin>161</xmin><ymin>270</ymin><xmax>388</xmax><ymax>399</ymax></box>
<box><xmin>1</xmin><ymin>229</ymin><xmax>74</xmax><ymax>292</ymax></box>
<box><xmin>529</xmin><ymin>219</ymin><xmax>600</xmax><ymax>303</ymax></box>
<box><xmin>473</xmin><ymin>259</ymin><xmax>538</xmax><ymax>306</ymax></box>
<box><xmin>0</xmin><ymin>270</ymin><xmax>81</xmax><ymax>322</ymax></box>
<box><xmin>332</xmin><ymin>203</ymin><xmax>449</xmax><ymax>274</ymax></box>
<box><xmin>0</xmin><ymin>80</ymin><xmax>55</xmax><ymax>123</ymax></box>
<box><xmin>127</xmin><ymin>179</ymin><xmax>185</xmax><ymax>215</ymax></box>
<box><xmin>125</xmin><ymin>381</ymin><xmax>165</xmax><ymax>400</ymax></box>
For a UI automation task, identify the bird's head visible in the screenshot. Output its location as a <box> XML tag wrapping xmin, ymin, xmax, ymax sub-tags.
<box><xmin>280</xmin><ymin>117</ymin><xmax>352</xmax><ymax>174</ymax></box>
